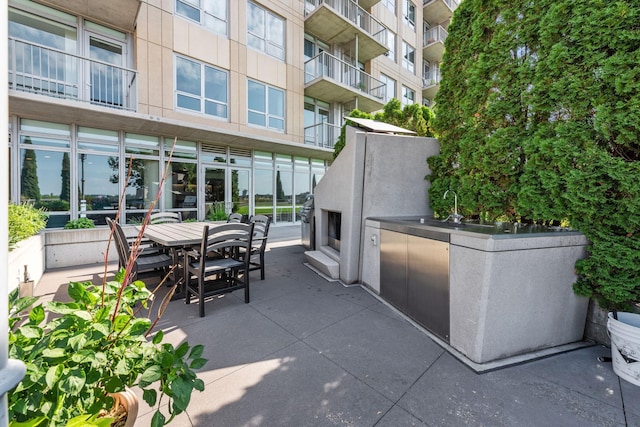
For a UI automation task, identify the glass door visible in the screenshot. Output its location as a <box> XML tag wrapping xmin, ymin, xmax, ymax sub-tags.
<box><xmin>86</xmin><ymin>34</ymin><xmax>125</xmax><ymax>107</ymax></box>
<box><xmin>204</xmin><ymin>167</ymin><xmax>226</xmax><ymax>220</ymax></box>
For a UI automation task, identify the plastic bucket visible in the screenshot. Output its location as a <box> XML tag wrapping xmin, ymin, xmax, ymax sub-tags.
<box><xmin>607</xmin><ymin>312</ymin><xmax>640</xmax><ymax>387</ymax></box>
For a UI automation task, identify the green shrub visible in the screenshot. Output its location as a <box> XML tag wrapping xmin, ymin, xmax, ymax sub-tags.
<box><xmin>206</xmin><ymin>202</ymin><xmax>228</xmax><ymax>221</ymax></box>
<box><xmin>8</xmin><ymin>203</ymin><xmax>48</xmax><ymax>250</ymax></box>
<box><xmin>63</xmin><ymin>217</ymin><xmax>96</xmax><ymax>229</ymax></box>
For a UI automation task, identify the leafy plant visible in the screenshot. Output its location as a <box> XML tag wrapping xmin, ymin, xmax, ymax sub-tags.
<box><xmin>8</xmin><ymin>203</ymin><xmax>48</xmax><ymax>250</ymax></box>
<box><xmin>206</xmin><ymin>201</ymin><xmax>228</xmax><ymax>221</ymax></box>
<box><xmin>64</xmin><ymin>217</ymin><xmax>96</xmax><ymax>229</ymax></box>
<box><xmin>8</xmin><ymin>272</ymin><xmax>206</xmax><ymax>427</ymax></box>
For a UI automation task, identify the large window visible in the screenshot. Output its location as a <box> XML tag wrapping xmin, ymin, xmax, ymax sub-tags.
<box><xmin>175</xmin><ymin>0</ymin><xmax>227</xmax><ymax>36</ymax></box>
<box><xmin>402</xmin><ymin>85</ymin><xmax>415</xmax><ymax>107</ymax></box>
<box><xmin>380</xmin><ymin>74</ymin><xmax>396</xmax><ymax>103</ymax></box>
<box><xmin>402</xmin><ymin>41</ymin><xmax>415</xmax><ymax>74</ymax></box>
<box><xmin>175</xmin><ymin>55</ymin><xmax>228</xmax><ymax>119</ymax></box>
<box><xmin>403</xmin><ymin>0</ymin><xmax>416</xmax><ymax>29</ymax></box>
<box><xmin>247</xmin><ymin>1</ymin><xmax>285</xmax><ymax>61</ymax></box>
<box><xmin>247</xmin><ymin>80</ymin><xmax>285</xmax><ymax>131</ymax></box>
<box><xmin>19</xmin><ymin>119</ymin><xmax>71</xmax><ymax>228</ymax></box>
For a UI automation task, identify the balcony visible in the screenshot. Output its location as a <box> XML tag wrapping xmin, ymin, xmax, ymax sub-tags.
<box><xmin>423</xmin><ymin>0</ymin><xmax>459</xmax><ymax>27</ymax></box>
<box><xmin>423</xmin><ymin>25</ymin><xmax>448</xmax><ymax>63</ymax></box>
<box><xmin>305</xmin><ymin>122</ymin><xmax>341</xmax><ymax>149</ymax></box>
<box><xmin>357</xmin><ymin>0</ymin><xmax>382</xmax><ymax>9</ymax></box>
<box><xmin>422</xmin><ymin>68</ymin><xmax>441</xmax><ymax>101</ymax></box>
<box><xmin>305</xmin><ymin>51</ymin><xmax>385</xmax><ymax>113</ymax></box>
<box><xmin>304</xmin><ymin>0</ymin><xmax>388</xmax><ymax>62</ymax></box>
<box><xmin>8</xmin><ymin>38</ymin><xmax>137</xmax><ymax>111</ymax></box>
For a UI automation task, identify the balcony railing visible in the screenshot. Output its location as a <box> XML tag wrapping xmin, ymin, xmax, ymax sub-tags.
<box><xmin>304</xmin><ymin>0</ymin><xmax>387</xmax><ymax>46</ymax></box>
<box><xmin>422</xmin><ymin>68</ymin><xmax>441</xmax><ymax>88</ymax></box>
<box><xmin>305</xmin><ymin>51</ymin><xmax>385</xmax><ymax>100</ymax></box>
<box><xmin>8</xmin><ymin>38</ymin><xmax>137</xmax><ymax>111</ymax></box>
<box><xmin>424</xmin><ymin>25</ymin><xmax>448</xmax><ymax>47</ymax></box>
<box><xmin>304</xmin><ymin>122</ymin><xmax>341</xmax><ymax>149</ymax></box>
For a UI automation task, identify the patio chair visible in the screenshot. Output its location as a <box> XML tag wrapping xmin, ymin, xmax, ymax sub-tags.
<box><xmin>184</xmin><ymin>222</ymin><xmax>255</xmax><ymax>317</ymax></box>
<box><xmin>248</xmin><ymin>214</ymin><xmax>271</xmax><ymax>280</ymax></box>
<box><xmin>150</xmin><ymin>211</ymin><xmax>182</xmax><ymax>224</ymax></box>
<box><xmin>106</xmin><ymin>217</ymin><xmax>173</xmax><ymax>282</ymax></box>
<box><xmin>227</xmin><ymin>212</ymin><xmax>243</xmax><ymax>223</ymax></box>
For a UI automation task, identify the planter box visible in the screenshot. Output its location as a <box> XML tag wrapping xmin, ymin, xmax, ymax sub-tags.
<box><xmin>8</xmin><ymin>233</ymin><xmax>45</xmax><ymax>294</ymax></box>
<box><xmin>45</xmin><ymin>228</ymin><xmax>117</xmax><ymax>269</ymax></box>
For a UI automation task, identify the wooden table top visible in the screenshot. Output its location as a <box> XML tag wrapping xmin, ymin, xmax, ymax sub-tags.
<box><xmin>139</xmin><ymin>222</ymin><xmax>211</xmax><ymax>247</ymax></box>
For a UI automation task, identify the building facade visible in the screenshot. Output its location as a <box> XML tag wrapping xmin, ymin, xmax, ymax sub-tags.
<box><xmin>7</xmin><ymin>0</ymin><xmax>457</xmax><ymax>227</ymax></box>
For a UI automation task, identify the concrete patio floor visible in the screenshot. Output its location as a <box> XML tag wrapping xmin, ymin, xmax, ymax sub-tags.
<box><xmin>35</xmin><ymin>225</ymin><xmax>639</xmax><ymax>426</ymax></box>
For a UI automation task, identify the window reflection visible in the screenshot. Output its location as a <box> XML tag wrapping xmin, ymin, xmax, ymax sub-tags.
<box><xmin>164</xmin><ymin>161</ymin><xmax>197</xmax><ymax>210</ymax></box>
<box><xmin>124</xmin><ymin>158</ymin><xmax>159</xmax><ymax>210</ymax></box>
<box><xmin>77</xmin><ymin>153</ymin><xmax>120</xmax><ymax>212</ymax></box>
<box><xmin>254</xmin><ymin>168</ymin><xmax>273</xmax><ymax>217</ymax></box>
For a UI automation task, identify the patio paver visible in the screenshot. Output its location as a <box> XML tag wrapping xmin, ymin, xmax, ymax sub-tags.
<box><xmin>34</xmin><ymin>225</ymin><xmax>638</xmax><ymax>427</ymax></box>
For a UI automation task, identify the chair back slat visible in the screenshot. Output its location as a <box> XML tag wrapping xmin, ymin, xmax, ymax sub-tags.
<box><xmin>150</xmin><ymin>211</ymin><xmax>182</xmax><ymax>224</ymax></box>
<box><xmin>107</xmin><ymin>217</ymin><xmax>131</xmax><ymax>267</ymax></box>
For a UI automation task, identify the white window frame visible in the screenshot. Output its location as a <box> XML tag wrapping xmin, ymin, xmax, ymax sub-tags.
<box><xmin>175</xmin><ymin>0</ymin><xmax>228</xmax><ymax>36</ymax></box>
<box><xmin>382</xmin><ymin>0</ymin><xmax>396</xmax><ymax>14</ymax></box>
<box><xmin>380</xmin><ymin>73</ymin><xmax>396</xmax><ymax>103</ymax></box>
<box><xmin>402</xmin><ymin>41</ymin><xmax>415</xmax><ymax>74</ymax></box>
<box><xmin>175</xmin><ymin>55</ymin><xmax>229</xmax><ymax>119</ymax></box>
<box><xmin>403</xmin><ymin>0</ymin><xmax>415</xmax><ymax>30</ymax></box>
<box><xmin>247</xmin><ymin>80</ymin><xmax>285</xmax><ymax>132</ymax></box>
<box><xmin>247</xmin><ymin>1</ymin><xmax>285</xmax><ymax>61</ymax></box>
<box><xmin>402</xmin><ymin>85</ymin><xmax>415</xmax><ymax>107</ymax></box>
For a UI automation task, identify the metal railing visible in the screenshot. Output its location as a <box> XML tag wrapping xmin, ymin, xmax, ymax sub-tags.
<box><xmin>304</xmin><ymin>122</ymin><xmax>341</xmax><ymax>148</ymax></box>
<box><xmin>305</xmin><ymin>0</ymin><xmax>388</xmax><ymax>45</ymax></box>
<box><xmin>423</xmin><ymin>0</ymin><xmax>460</xmax><ymax>11</ymax></box>
<box><xmin>305</xmin><ymin>51</ymin><xmax>386</xmax><ymax>100</ymax></box>
<box><xmin>8</xmin><ymin>38</ymin><xmax>137</xmax><ymax>111</ymax></box>
<box><xmin>422</xmin><ymin>68</ymin><xmax>441</xmax><ymax>88</ymax></box>
<box><xmin>424</xmin><ymin>25</ymin><xmax>448</xmax><ymax>47</ymax></box>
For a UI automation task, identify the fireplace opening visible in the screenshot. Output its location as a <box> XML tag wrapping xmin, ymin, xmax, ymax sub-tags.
<box><xmin>327</xmin><ymin>211</ymin><xmax>341</xmax><ymax>252</ymax></box>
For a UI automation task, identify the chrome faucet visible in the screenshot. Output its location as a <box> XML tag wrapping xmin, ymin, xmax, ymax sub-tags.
<box><xmin>443</xmin><ymin>190</ymin><xmax>464</xmax><ymax>224</ymax></box>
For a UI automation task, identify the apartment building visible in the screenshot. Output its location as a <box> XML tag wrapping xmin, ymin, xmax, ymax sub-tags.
<box><xmin>7</xmin><ymin>0</ymin><xmax>457</xmax><ymax>227</ymax></box>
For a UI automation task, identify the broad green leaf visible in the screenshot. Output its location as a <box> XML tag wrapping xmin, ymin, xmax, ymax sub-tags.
<box><xmin>171</xmin><ymin>376</ymin><xmax>191</xmax><ymax>411</ymax></box>
<box><xmin>42</xmin><ymin>348</ymin><xmax>66</xmax><ymax>359</ymax></box>
<box><xmin>190</xmin><ymin>358</ymin><xmax>207</xmax><ymax>370</ymax></box>
<box><xmin>188</xmin><ymin>344</ymin><xmax>204</xmax><ymax>359</ymax></box>
<box><xmin>45</xmin><ymin>365</ymin><xmax>63</xmax><ymax>389</ymax></box>
<box><xmin>151</xmin><ymin>330</ymin><xmax>164</xmax><ymax>345</ymax></box>
<box><xmin>68</xmin><ymin>333</ymin><xmax>88</xmax><ymax>351</ymax></box>
<box><xmin>128</xmin><ymin>318</ymin><xmax>152</xmax><ymax>337</ymax></box>
<box><xmin>143</xmin><ymin>388</ymin><xmax>158</xmax><ymax>406</ymax></box>
<box><xmin>8</xmin><ymin>416</ymin><xmax>48</xmax><ymax>427</ymax></box>
<box><xmin>175</xmin><ymin>342</ymin><xmax>189</xmax><ymax>359</ymax></box>
<box><xmin>58</xmin><ymin>368</ymin><xmax>86</xmax><ymax>395</ymax></box>
<box><xmin>139</xmin><ymin>365</ymin><xmax>163</xmax><ymax>387</ymax></box>
<box><xmin>28</xmin><ymin>305</ymin><xmax>45</xmax><ymax>324</ymax></box>
<box><xmin>150</xmin><ymin>411</ymin><xmax>166</xmax><ymax>427</ymax></box>
<box><xmin>103</xmin><ymin>376</ymin><xmax>123</xmax><ymax>393</ymax></box>
<box><xmin>19</xmin><ymin>326</ymin><xmax>42</xmax><ymax>340</ymax></box>
<box><xmin>193</xmin><ymin>378</ymin><xmax>205</xmax><ymax>392</ymax></box>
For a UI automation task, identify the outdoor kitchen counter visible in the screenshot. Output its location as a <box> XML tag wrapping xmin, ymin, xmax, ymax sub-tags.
<box><xmin>364</xmin><ymin>217</ymin><xmax>590</xmax><ymax>369</ymax></box>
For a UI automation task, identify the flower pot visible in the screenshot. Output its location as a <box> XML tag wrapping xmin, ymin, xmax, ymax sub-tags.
<box><xmin>109</xmin><ymin>387</ymin><xmax>139</xmax><ymax>427</ymax></box>
<box><xmin>608</xmin><ymin>312</ymin><xmax>640</xmax><ymax>387</ymax></box>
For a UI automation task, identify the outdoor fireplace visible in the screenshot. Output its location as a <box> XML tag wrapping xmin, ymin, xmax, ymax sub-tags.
<box><xmin>327</xmin><ymin>211</ymin><xmax>341</xmax><ymax>252</ymax></box>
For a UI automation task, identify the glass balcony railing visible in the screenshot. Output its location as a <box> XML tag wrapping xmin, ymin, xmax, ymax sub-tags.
<box><xmin>423</xmin><ymin>68</ymin><xmax>441</xmax><ymax>88</ymax></box>
<box><xmin>424</xmin><ymin>25</ymin><xmax>448</xmax><ymax>47</ymax></box>
<box><xmin>304</xmin><ymin>122</ymin><xmax>341</xmax><ymax>149</ymax></box>
<box><xmin>8</xmin><ymin>38</ymin><xmax>137</xmax><ymax>111</ymax></box>
<box><xmin>305</xmin><ymin>51</ymin><xmax>385</xmax><ymax>100</ymax></box>
<box><xmin>304</xmin><ymin>0</ymin><xmax>387</xmax><ymax>46</ymax></box>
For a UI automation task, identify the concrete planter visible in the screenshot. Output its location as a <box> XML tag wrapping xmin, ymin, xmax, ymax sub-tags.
<box><xmin>45</xmin><ymin>228</ymin><xmax>117</xmax><ymax>269</ymax></box>
<box><xmin>8</xmin><ymin>233</ymin><xmax>45</xmax><ymax>294</ymax></box>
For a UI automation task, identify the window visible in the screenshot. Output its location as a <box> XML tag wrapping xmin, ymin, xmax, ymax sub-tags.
<box><xmin>403</xmin><ymin>0</ymin><xmax>415</xmax><ymax>29</ymax></box>
<box><xmin>402</xmin><ymin>41</ymin><xmax>415</xmax><ymax>73</ymax></box>
<box><xmin>382</xmin><ymin>0</ymin><xmax>396</xmax><ymax>14</ymax></box>
<box><xmin>380</xmin><ymin>74</ymin><xmax>396</xmax><ymax>103</ymax></box>
<box><xmin>402</xmin><ymin>85</ymin><xmax>415</xmax><ymax>107</ymax></box>
<box><xmin>176</xmin><ymin>0</ymin><xmax>227</xmax><ymax>36</ymax></box>
<box><xmin>175</xmin><ymin>55</ymin><xmax>228</xmax><ymax>119</ymax></box>
<box><xmin>248</xmin><ymin>80</ymin><xmax>285</xmax><ymax>131</ymax></box>
<box><xmin>247</xmin><ymin>2</ymin><xmax>285</xmax><ymax>61</ymax></box>
<box><xmin>385</xmin><ymin>31</ymin><xmax>396</xmax><ymax>62</ymax></box>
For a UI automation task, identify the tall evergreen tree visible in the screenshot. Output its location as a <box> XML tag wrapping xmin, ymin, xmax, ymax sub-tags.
<box><xmin>20</xmin><ymin>137</ymin><xmax>41</xmax><ymax>203</ymax></box>
<box><xmin>276</xmin><ymin>171</ymin><xmax>285</xmax><ymax>201</ymax></box>
<box><xmin>60</xmin><ymin>152</ymin><xmax>70</xmax><ymax>201</ymax></box>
